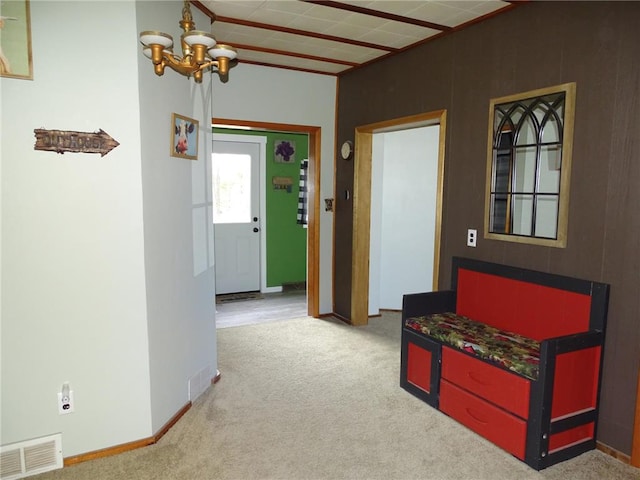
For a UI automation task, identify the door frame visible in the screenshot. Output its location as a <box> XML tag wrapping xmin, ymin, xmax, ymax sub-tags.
<box><xmin>213</xmin><ymin>118</ymin><xmax>321</xmax><ymax>318</ymax></box>
<box><xmin>351</xmin><ymin>110</ymin><xmax>447</xmax><ymax>326</ymax></box>
<box><xmin>633</xmin><ymin>369</ymin><xmax>640</xmax><ymax>466</ymax></box>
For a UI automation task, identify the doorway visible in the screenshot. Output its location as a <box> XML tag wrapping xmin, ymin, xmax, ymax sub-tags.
<box><xmin>351</xmin><ymin>110</ymin><xmax>447</xmax><ymax>326</ymax></box>
<box><xmin>212</xmin><ymin>118</ymin><xmax>321</xmax><ymax>318</ymax></box>
<box><xmin>368</xmin><ymin>125</ymin><xmax>441</xmax><ymax>314</ymax></box>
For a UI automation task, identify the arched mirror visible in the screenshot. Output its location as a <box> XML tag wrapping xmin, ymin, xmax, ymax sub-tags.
<box><xmin>484</xmin><ymin>83</ymin><xmax>576</xmax><ymax>247</ymax></box>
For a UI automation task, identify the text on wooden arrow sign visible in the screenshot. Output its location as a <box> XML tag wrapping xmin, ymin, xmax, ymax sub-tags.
<box><xmin>34</xmin><ymin>129</ymin><xmax>120</xmax><ymax>157</ymax></box>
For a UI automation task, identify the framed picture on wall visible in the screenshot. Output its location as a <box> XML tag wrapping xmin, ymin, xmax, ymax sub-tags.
<box><xmin>170</xmin><ymin>113</ymin><xmax>199</xmax><ymax>160</ymax></box>
<box><xmin>0</xmin><ymin>0</ymin><xmax>33</xmax><ymax>80</ymax></box>
<box><xmin>274</xmin><ymin>139</ymin><xmax>296</xmax><ymax>163</ymax></box>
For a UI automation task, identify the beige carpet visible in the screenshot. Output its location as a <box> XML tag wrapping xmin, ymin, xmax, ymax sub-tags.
<box><xmin>33</xmin><ymin>313</ymin><xmax>637</xmax><ymax>480</ymax></box>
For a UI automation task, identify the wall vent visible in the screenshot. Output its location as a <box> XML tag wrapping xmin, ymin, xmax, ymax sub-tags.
<box><xmin>0</xmin><ymin>434</ymin><xmax>63</xmax><ymax>479</ymax></box>
<box><xmin>188</xmin><ymin>365</ymin><xmax>212</xmax><ymax>402</ymax></box>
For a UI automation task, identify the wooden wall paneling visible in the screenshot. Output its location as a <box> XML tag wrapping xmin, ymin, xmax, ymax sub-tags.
<box><xmin>598</xmin><ymin>3</ymin><xmax>640</xmax><ymax>455</ymax></box>
<box><xmin>547</xmin><ymin>4</ymin><xmax>617</xmax><ymax>281</ymax></box>
<box><xmin>336</xmin><ymin>1</ymin><xmax>640</xmax><ymax>453</ymax></box>
<box><xmin>447</xmin><ymin>27</ymin><xmax>490</xmax><ymax>264</ymax></box>
<box><xmin>333</xmin><ymin>119</ymin><xmax>355</xmax><ymax>318</ymax></box>
<box><xmin>333</xmin><ymin>78</ymin><xmax>362</xmax><ymax>319</ymax></box>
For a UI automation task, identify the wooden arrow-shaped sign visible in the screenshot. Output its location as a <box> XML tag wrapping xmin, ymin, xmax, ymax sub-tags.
<box><xmin>34</xmin><ymin>128</ymin><xmax>120</xmax><ymax>157</ymax></box>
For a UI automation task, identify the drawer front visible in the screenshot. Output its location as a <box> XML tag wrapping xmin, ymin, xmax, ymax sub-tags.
<box><xmin>440</xmin><ymin>380</ymin><xmax>527</xmax><ymax>460</ymax></box>
<box><xmin>407</xmin><ymin>341</ymin><xmax>433</xmax><ymax>393</ymax></box>
<box><xmin>401</xmin><ymin>331</ymin><xmax>441</xmax><ymax>408</ymax></box>
<box><xmin>441</xmin><ymin>347</ymin><xmax>530</xmax><ymax>418</ymax></box>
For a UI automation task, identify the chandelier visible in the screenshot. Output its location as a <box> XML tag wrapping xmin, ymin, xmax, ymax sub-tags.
<box><xmin>139</xmin><ymin>0</ymin><xmax>237</xmax><ymax>84</ymax></box>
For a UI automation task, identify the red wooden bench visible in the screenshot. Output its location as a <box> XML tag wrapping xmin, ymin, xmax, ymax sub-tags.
<box><xmin>400</xmin><ymin>256</ymin><xmax>609</xmax><ymax>470</ymax></box>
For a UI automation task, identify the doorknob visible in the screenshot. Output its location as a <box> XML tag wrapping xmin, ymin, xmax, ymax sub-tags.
<box><xmin>253</xmin><ymin>217</ymin><xmax>258</xmax><ymax>222</ymax></box>
<box><xmin>253</xmin><ymin>227</ymin><xmax>259</xmax><ymax>233</ymax></box>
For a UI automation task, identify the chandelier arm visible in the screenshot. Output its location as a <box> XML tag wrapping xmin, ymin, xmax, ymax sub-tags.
<box><xmin>194</xmin><ymin>59</ymin><xmax>217</xmax><ymax>71</ymax></box>
<box><xmin>160</xmin><ymin>54</ymin><xmax>218</xmax><ymax>77</ymax></box>
<box><xmin>163</xmin><ymin>55</ymin><xmax>201</xmax><ymax>76</ymax></box>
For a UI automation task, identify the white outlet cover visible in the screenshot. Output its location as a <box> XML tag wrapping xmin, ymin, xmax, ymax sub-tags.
<box><xmin>467</xmin><ymin>229</ymin><xmax>477</xmax><ymax>247</ymax></box>
<box><xmin>57</xmin><ymin>390</ymin><xmax>75</xmax><ymax>415</ymax></box>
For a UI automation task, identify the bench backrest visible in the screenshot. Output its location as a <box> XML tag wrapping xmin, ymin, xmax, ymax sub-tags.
<box><xmin>451</xmin><ymin>257</ymin><xmax>608</xmax><ymax>341</ymax></box>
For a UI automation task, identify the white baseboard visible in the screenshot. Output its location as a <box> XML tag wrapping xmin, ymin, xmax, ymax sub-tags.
<box><xmin>261</xmin><ymin>286</ymin><xmax>283</xmax><ymax>294</ymax></box>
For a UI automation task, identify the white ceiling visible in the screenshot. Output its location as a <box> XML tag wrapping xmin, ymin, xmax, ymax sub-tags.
<box><xmin>194</xmin><ymin>0</ymin><xmax>515</xmax><ymax>76</ymax></box>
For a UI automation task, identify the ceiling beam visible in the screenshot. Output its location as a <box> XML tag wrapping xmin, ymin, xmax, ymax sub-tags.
<box><xmin>237</xmin><ymin>58</ymin><xmax>339</xmax><ymax>77</ymax></box>
<box><xmin>301</xmin><ymin>0</ymin><xmax>452</xmax><ymax>31</ymax></box>
<box><xmin>231</xmin><ymin>43</ymin><xmax>359</xmax><ymax>67</ymax></box>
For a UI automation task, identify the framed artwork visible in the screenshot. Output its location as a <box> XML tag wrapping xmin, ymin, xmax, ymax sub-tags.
<box><xmin>171</xmin><ymin>113</ymin><xmax>199</xmax><ymax>160</ymax></box>
<box><xmin>274</xmin><ymin>139</ymin><xmax>296</xmax><ymax>163</ymax></box>
<box><xmin>0</xmin><ymin>0</ymin><xmax>33</xmax><ymax>79</ymax></box>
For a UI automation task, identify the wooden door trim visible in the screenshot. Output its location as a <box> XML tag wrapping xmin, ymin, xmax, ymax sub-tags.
<box><xmin>351</xmin><ymin>110</ymin><xmax>447</xmax><ymax>326</ymax></box>
<box><xmin>212</xmin><ymin>118</ymin><xmax>320</xmax><ymax>318</ymax></box>
<box><xmin>632</xmin><ymin>368</ymin><xmax>640</xmax><ymax>467</ymax></box>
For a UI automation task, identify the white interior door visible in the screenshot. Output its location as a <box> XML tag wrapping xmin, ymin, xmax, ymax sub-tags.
<box><xmin>213</xmin><ymin>140</ymin><xmax>261</xmax><ymax>294</ymax></box>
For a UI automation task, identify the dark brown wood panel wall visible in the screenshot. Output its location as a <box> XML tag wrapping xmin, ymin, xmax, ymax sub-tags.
<box><xmin>335</xmin><ymin>1</ymin><xmax>640</xmax><ymax>455</ymax></box>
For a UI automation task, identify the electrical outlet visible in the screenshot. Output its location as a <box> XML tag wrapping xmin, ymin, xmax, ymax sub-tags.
<box><xmin>467</xmin><ymin>229</ymin><xmax>477</xmax><ymax>247</ymax></box>
<box><xmin>57</xmin><ymin>383</ymin><xmax>75</xmax><ymax>415</ymax></box>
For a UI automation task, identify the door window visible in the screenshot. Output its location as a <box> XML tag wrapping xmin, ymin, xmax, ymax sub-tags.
<box><xmin>212</xmin><ymin>153</ymin><xmax>251</xmax><ymax>224</ymax></box>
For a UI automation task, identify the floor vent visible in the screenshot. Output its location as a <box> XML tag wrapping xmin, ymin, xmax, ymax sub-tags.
<box><xmin>0</xmin><ymin>434</ymin><xmax>63</xmax><ymax>479</ymax></box>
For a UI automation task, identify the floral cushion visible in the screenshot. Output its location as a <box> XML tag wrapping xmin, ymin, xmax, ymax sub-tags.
<box><xmin>405</xmin><ymin>312</ymin><xmax>540</xmax><ymax>380</ymax></box>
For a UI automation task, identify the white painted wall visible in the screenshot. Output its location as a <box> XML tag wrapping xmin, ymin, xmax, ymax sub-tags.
<box><xmin>1</xmin><ymin>0</ymin><xmax>337</xmax><ymax>459</ymax></box>
<box><xmin>369</xmin><ymin>126</ymin><xmax>440</xmax><ymax>313</ymax></box>
<box><xmin>211</xmin><ymin>64</ymin><xmax>336</xmax><ymax>314</ymax></box>
<box><xmin>1</xmin><ymin>0</ymin><xmax>151</xmax><ymax>456</ymax></box>
<box><xmin>0</xmin><ymin>0</ymin><xmax>221</xmax><ymax>458</ymax></box>
<box><xmin>136</xmin><ymin>0</ymin><xmax>217</xmax><ymax>433</ymax></box>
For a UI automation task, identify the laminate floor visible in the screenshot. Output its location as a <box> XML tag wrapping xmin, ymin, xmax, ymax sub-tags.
<box><xmin>215</xmin><ymin>290</ymin><xmax>308</xmax><ymax>328</ymax></box>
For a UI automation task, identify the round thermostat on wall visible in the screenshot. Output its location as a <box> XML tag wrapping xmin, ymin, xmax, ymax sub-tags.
<box><xmin>340</xmin><ymin>140</ymin><xmax>353</xmax><ymax>160</ymax></box>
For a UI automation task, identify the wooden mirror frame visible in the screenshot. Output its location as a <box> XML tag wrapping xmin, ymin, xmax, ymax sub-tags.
<box><xmin>484</xmin><ymin>82</ymin><xmax>576</xmax><ymax>248</ymax></box>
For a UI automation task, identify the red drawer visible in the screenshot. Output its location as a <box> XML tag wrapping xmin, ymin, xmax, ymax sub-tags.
<box><xmin>440</xmin><ymin>380</ymin><xmax>527</xmax><ymax>460</ymax></box>
<box><xmin>441</xmin><ymin>347</ymin><xmax>530</xmax><ymax>418</ymax></box>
